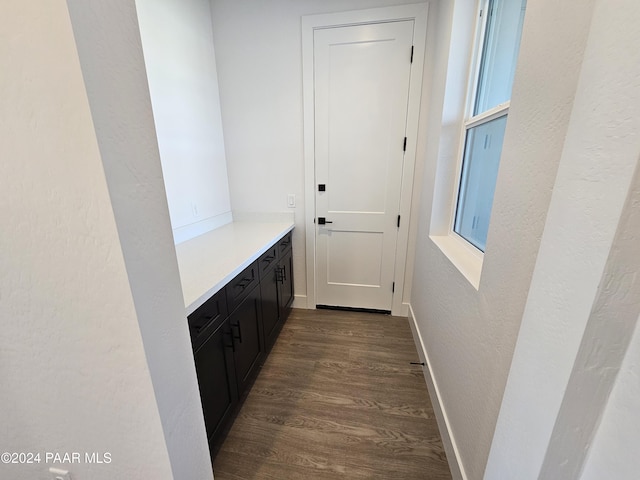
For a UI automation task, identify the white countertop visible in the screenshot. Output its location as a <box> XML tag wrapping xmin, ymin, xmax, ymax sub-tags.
<box><xmin>175</xmin><ymin>220</ymin><xmax>295</xmax><ymax>315</ymax></box>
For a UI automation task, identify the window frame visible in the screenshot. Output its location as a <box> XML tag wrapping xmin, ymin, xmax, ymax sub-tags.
<box><xmin>448</xmin><ymin>0</ymin><xmax>512</xmax><ymax>256</ymax></box>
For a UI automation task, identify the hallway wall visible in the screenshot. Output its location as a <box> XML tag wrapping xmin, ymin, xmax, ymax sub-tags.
<box><xmin>409</xmin><ymin>0</ymin><xmax>596</xmax><ymax>477</ymax></box>
<box><xmin>0</xmin><ymin>2</ymin><xmax>175</xmax><ymax>478</ymax></box>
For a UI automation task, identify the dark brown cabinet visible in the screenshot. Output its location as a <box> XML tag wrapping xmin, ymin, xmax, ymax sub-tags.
<box><xmin>228</xmin><ymin>284</ymin><xmax>264</xmax><ymax>396</ymax></box>
<box><xmin>188</xmin><ymin>230</ymin><xmax>293</xmax><ymax>463</ymax></box>
<box><xmin>259</xmin><ymin>232</ymin><xmax>294</xmax><ymax>350</ymax></box>
<box><xmin>192</xmin><ymin>316</ymin><xmax>237</xmax><ymax>458</ymax></box>
<box><xmin>260</xmin><ymin>258</ymin><xmax>280</xmax><ymax>349</ymax></box>
<box><xmin>278</xmin><ymin>246</ymin><xmax>294</xmax><ymax>319</ymax></box>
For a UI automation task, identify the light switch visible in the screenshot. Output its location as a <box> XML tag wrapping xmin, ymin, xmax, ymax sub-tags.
<box><xmin>287</xmin><ymin>194</ymin><xmax>296</xmax><ymax>208</ymax></box>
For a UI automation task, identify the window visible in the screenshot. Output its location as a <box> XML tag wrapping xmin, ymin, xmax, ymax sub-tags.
<box><xmin>453</xmin><ymin>0</ymin><xmax>527</xmax><ymax>252</ymax></box>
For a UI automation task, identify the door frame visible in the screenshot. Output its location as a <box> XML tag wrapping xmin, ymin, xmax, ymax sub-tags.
<box><xmin>302</xmin><ymin>4</ymin><xmax>429</xmax><ymax>316</ymax></box>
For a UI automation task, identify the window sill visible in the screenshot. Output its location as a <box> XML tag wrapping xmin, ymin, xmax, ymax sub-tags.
<box><xmin>429</xmin><ymin>234</ymin><xmax>482</xmax><ymax>290</ymax></box>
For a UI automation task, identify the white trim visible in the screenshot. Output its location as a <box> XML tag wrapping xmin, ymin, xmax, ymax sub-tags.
<box><xmin>408</xmin><ymin>304</ymin><xmax>469</xmax><ymax>480</ymax></box>
<box><xmin>302</xmin><ymin>3</ymin><xmax>429</xmax><ymax>316</ymax></box>
<box><xmin>446</xmin><ymin>103</ymin><xmax>510</xmax><ymax>265</ymax></box>
<box><xmin>430</xmin><ymin>234</ymin><xmax>482</xmax><ymax>289</ymax></box>
<box><xmin>434</xmin><ymin>0</ymin><xmax>511</xmax><ymax>281</ymax></box>
<box><xmin>465</xmin><ymin>102</ymin><xmax>509</xmax><ymax>129</ymax></box>
<box><xmin>465</xmin><ymin>0</ymin><xmax>491</xmax><ymax>119</ymax></box>
<box><xmin>292</xmin><ymin>294</ymin><xmax>307</xmax><ymax>309</ymax></box>
<box><xmin>446</xmin><ymin>0</ymin><xmax>487</xmax><ymax>252</ymax></box>
<box><xmin>302</xmin><ymin>12</ymin><xmax>316</xmax><ymax>310</ymax></box>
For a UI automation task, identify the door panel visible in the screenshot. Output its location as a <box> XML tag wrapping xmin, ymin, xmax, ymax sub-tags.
<box><xmin>314</xmin><ymin>21</ymin><xmax>414</xmax><ymax>310</ymax></box>
<box><xmin>327</xmin><ymin>230</ymin><xmax>383</xmax><ymax>286</ymax></box>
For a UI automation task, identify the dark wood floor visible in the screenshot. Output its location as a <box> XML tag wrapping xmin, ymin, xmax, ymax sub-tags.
<box><xmin>214</xmin><ymin>308</ymin><xmax>452</xmax><ymax>480</ymax></box>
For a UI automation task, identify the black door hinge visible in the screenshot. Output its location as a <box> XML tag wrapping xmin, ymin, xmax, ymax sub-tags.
<box><xmin>397</xmin><ymin>215</ymin><xmax>401</xmax><ymax>228</ymax></box>
<box><xmin>403</xmin><ymin>137</ymin><xmax>407</xmax><ymax>152</ymax></box>
<box><xmin>410</xmin><ymin>45</ymin><xmax>414</xmax><ymax>63</ymax></box>
<box><xmin>392</xmin><ymin>282</ymin><xmax>395</xmax><ymax>293</ymax></box>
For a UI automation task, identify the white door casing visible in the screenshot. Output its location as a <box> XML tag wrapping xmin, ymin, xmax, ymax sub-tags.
<box><xmin>302</xmin><ymin>4</ymin><xmax>429</xmax><ymax>316</ymax></box>
<box><xmin>314</xmin><ymin>21</ymin><xmax>414</xmax><ymax>311</ymax></box>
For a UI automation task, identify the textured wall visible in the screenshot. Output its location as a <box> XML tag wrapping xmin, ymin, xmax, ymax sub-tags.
<box><xmin>66</xmin><ymin>1</ymin><xmax>214</xmax><ymax>479</ymax></box>
<box><xmin>137</xmin><ymin>0</ymin><xmax>233</xmax><ymax>243</ymax></box>
<box><xmin>486</xmin><ymin>0</ymin><xmax>640</xmax><ymax>476</ymax></box>
<box><xmin>0</xmin><ymin>2</ymin><xmax>173</xmax><ymax>478</ymax></box>
<box><xmin>581</xmin><ymin>315</ymin><xmax>640</xmax><ymax>480</ymax></box>
<box><xmin>410</xmin><ymin>0</ymin><xmax>596</xmax><ymax>478</ymax></box>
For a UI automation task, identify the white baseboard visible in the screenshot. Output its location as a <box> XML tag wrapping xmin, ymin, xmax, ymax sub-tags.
<box><xmin>292</xmin><ymin>294</ymin><xmax>308</xmax><ymax>309</ymax></box>
<box><xmin>407</xmin><ymin>304</ymin><xmax>468</xmax><ymax>480</ymax></box>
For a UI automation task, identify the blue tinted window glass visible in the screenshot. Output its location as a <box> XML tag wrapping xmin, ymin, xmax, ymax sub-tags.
<box><xmin>454</xmin><ymin>115</ymin><xmax>508</xmax><ymax>251</ymax></box>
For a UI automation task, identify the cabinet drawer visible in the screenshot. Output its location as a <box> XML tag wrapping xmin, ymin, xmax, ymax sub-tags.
<box><xmin>188</xmin><ymin>289</ymin><xmax>228</xmax><ymax>350</ymax></box>
<box><xmin>278</xmin><ymin>232</ymin><xmax>292</xmax><ymax>255</ymax></box>
<box><xmin>226</xmin><ymin>261</ymin><xmax>259</xmax><ymax>312</ymax></box>
<box><xmin>258</xmin><ymin>245</ymin><xmax>279</xmax><ymax>279</ymax></box>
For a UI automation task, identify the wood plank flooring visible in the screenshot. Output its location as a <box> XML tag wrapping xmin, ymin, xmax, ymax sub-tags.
<box><xmin>213</xmin><ymin>308</ymin><xmax>452</xmax><ymax>480</ymax></box>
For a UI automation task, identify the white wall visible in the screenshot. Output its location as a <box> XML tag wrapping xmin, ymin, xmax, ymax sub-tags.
<box><xmin>581</xmin><ymin>315</ymin><xmax>640</xmax><ymax>480</ymax></box>
<box><xmin>209</xmin><ymin>0</ymin><xmax>431</xmax><ymax>303</ymax></box>
<box><xmin>137</xmin><ymin>0</ymin><xmax>232</xmax><ymax>244</ymax></box>
<box><xmin>410</xmin><ymin>0</ymin><xmax>596</xmax><ymax>478</ymax></box>
<box><xmin>486</xmin><ymin>0</ymin><xmax>640</xmax><ymax>475</ymax></box>
<box><xmin>0</xmin><ymin>2</ymin><xmax>173</xmax><ymax>478</ymax></box>
<box><xmin>65</xmin><ymin>1</ymin><xmax>214</xmax><ymax>479</ymax></box>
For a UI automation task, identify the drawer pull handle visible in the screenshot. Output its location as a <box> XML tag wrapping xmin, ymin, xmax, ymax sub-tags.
<box><xmin>231</xmin><ymin>322</ymin><xmax>243</xmax><ymax>343</ymax></box>
<box><xmin>223</xmin><ymin>330</ymin><xmax>235</xmax><ymax>352</ymax></box>
<box><xmin>276</xmin><ymin>266</ymin><xmax>286</xmax><ymax>283</ymax></box>
<box><xmin>237</xmin><ymin>278</ymin><xmax>252</xmax><ymax>288</ymax></box>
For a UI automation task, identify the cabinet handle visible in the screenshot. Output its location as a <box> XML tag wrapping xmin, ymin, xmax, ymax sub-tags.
<box><xmin>223</xmin><ymin>330</ymin><xmax>235</xmax><ymax>352</ymax></box>
<box><xmin>231</xmin><ymin>321</ymin><xmax>243</xmax><ymax>343</ymax></box>
<box><xmin>237</xmin><ymin>278</ymin><xmax>252</xmax><ymax>289</ymax></box>
<box><xmin>277</xmin><ymin>266</ymin><xmax>287</xmax><ymax>283</ymax></box>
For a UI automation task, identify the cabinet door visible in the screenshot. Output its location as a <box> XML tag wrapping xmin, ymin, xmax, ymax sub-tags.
<box><xmin>278</xmin><ymin>248</ymin><xmax>294</xmax><ymax>319</ymax></box>
<box><xmin>260</xmin><ymin>263</ymin><xmax>280</xmax><ymax>349</ymax></box>
<box><xmin>228</xmin><ymin>286</ymin><xmax>264</xmax><ymax>396</ymax></box>
<box><xmin>193</xmin><ymin>317</ymin><xmax>237</xmax><ymax>454</ymax></box>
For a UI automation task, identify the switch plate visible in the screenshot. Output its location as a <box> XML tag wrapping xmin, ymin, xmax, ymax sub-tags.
<box><xmin>49</xmin><ymin>467</ymin><xmax>71</xmax><ymax>480</ymax></box>
<box><xmin>287</xmin><ymin>194</ymin><xmax>296</xmax><ymax>208</ymax></box>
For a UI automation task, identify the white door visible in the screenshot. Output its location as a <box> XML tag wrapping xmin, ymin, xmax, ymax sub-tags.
<box><xmin>314</xmin><ymin>21</ymin><xmax>414</xmax><ymax>311</ymax></box>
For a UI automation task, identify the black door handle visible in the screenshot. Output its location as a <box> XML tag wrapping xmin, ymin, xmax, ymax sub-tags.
<box><xmin>317</xmin><ymin>217</ymin><xmax>333</xmax><ymax>225</ymax></box>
